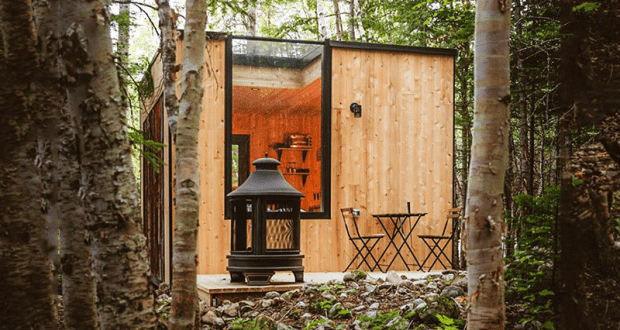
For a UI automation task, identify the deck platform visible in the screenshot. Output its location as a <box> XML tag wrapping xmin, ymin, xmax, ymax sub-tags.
<box><xmin>197</xmin><ymin>270</ymin><xmax>440</xmax><ymax>306</ymax></box>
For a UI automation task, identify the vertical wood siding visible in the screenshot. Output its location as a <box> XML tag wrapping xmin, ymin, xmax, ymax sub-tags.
<box><xmin>149</xmin><ymin>40</ymin><xmax>454</xmax><ymax>275</ymax></box>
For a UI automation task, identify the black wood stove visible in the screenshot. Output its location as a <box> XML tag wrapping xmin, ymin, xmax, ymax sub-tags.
<box><xmin>226</xmin><ymin>157</ymin><xmax>304</xmax><ymax>285</ymax></box>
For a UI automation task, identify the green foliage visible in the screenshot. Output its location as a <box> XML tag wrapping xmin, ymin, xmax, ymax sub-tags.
<box><xmin>230</xmin><ymin>316</ymin><xmax>276</xmax><ymax>330</ymax></box>
<box><xmin>303</xmin><ymin>318</ymin><xmax>327</xmax><ymax>330</ymax></box>
<box><xmin>571</xmin><ymin>176</ymin><xmax>583</xmax><ymax>186</ymax></box>
<box><xmin>358</xmin><ymin>310</ymin><xmax>406</xmax><ymax>330</ymax></box>
<box><xmin>572</xmin><ymin>2</ymin><xmax>599</xmax><ymax>13</ymax></box>
<box><xmin>436</xmin><ymin>314</ymin><xmax>465</xmax><ymax>330</ymax></box>
<box><xmin>129</xmin><ymin>127</ymin><xmax>166</xmax><ymax>173</ymax></box>
<box><xmin>505</xmin><ymin>186</ymin><xmax>560</xmax><ymax>327</ymax></box>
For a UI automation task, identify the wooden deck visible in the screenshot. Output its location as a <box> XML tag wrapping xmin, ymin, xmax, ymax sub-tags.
<box><xmin>197</xmin><ymin>270</ymin><xmax>441</xmax><ymax>306</ymax></box>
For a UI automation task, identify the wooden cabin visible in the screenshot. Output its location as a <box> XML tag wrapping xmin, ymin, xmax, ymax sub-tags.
<box><xmin>141</xmin><ymin>32</ymin><xmax>456</xmax><ymax>284</ymax></box>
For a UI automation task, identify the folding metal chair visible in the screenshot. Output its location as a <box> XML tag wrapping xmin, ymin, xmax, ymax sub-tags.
<box><xmin>418</xmin><ymin>207</ymin><xmax>462</xmax><ymax>270</ymax></box>
<box><xmin>341</xmin><ymin>208</ymin><xmax>385</xmax><ymax>272</ymax></box>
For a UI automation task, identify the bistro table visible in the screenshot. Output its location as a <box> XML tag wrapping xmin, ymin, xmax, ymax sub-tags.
<box><xmin>372</xmin><ymin>212</ymin><xmax>427</xmax><ymax>271</ymax></box>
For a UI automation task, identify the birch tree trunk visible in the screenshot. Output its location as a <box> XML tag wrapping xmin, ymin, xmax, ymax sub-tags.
<box><xmin>0</xmin><ymin>1</ymin><xmax>58</xmax><ymax>328</ymax></box>
<box><xmin>59</xmin><ymin>1</ymin><xmax>156</xmax><ymax>328</ymax></box>
<box><xmin>465</xmin><ymin>0</ymin><xmax>510</xmax><ymax>328</ymax></box>
<box><xmin>157</xmin><ymin>0</ymin><xmax>180</xmax><ymax>135</ymax></box>
<box><xmin>353</xmin><ymin>0</ymin><xmax>366</xmax><ymax>42</ymax></box>
<box><xmin>317</xmin><ymin>0</ymin><xmax>330</xmax><ymax>40</ymax></box>
<box><xmin>168</xmin><ymin>0</ymin><xmax>206</xmax><ymax>328</ymax></box>
<box><xmin>348</xmin><ymin>0</ymin><xmax>355</xmax><ymax>40</ymax></box>
<box><xmin>332</xmin><ymin>0</ymin><xmax>343</xmax><ymax>40</ymax></box>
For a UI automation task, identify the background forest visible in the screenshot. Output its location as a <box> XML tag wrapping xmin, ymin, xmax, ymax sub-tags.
<box><xmin>1</xmin><ymin>0</ymin><xmax>619</xmax><ymax>329</ymax></box>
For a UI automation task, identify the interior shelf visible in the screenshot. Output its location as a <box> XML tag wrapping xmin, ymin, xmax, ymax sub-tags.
<box><xmin>276</xmin><ymin>147</ymin><xmax>312</xmax><ymax>162</ymax></box>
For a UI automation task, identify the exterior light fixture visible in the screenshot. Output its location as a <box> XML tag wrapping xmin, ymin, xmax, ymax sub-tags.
<box><xmin>350</xmin><ymin>103</ymin><xmax>362</xmax><ymax>118</ymax></box>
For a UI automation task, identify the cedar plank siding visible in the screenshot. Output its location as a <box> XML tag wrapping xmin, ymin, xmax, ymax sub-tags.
<box><xmin>143</xmin><ymin>37</ymin><xmax>455</xmax><ymax>275</ymax></box>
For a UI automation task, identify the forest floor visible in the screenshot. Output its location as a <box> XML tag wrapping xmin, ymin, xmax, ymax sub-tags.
<box><xmin>55</xmin><ymin>268</ymin><xmax>620</xmax><ymax>329</ymax></box>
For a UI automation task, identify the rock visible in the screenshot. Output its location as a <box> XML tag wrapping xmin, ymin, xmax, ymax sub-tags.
<box><xmin>400</xmin><ymin>303</ymin><xmax>414</xmax><ymax>312</ymax></box>
<box><xmin>441</xmin><ymin>285</ymin><xmax>465</xmax><ymax>298</ymax></box>
<box><xmin>343</xmin><ymin>272</ymin><xmax>357</xmax><ymax>282</ymax></box>
<box><xmin>386</xmin><ymin>271</ymin><xmax>403</xmax><ymax>285</ymax></box>
<box><xmin>321</xmin><ymin>292</ymin><xmax>336</xmax><ymax>301</ymax></box>
<box><xmin>369</xmin><ymin>302</ymin><xmax>380</xmax><ymax>310</ymax></box>
<box><xmin>414</xmin><ymin>302</ymin><xmax>427</xmax><ymax>312</ymax></box>
<box><xmin>412</xmin><ymin>279</ymin><xmax>427</xmax><ymax>287</ymax></box>
<box><xmin>276</xmin><ymin>323</ymin><xmax>293</xmax><ymax>330</ymax></box>
<box><xmin>442</xmin><ymin>273</ymin><xmax>455</xmax><ymax>282</ymax></box>
<box><xmin>352</xmin><ymin>305</ymin><xmax>366</xmax><ymax>312</ymax></box>
<box><xmin>265</xmin><ymin>291</ymin><xmax>280</xmax><ymax>299</ymax></box>
<box><xmin>261</xmin><ymin>299</ymin><xmax>273</xmax><ymax>308</ymax></box>
<box><xmin>201</xmin><ymin>311</ymin><xmax>218</xmax><ymax>325</ymax></box>
<box><xmin>296</xmin><ymin>301</ymin><xmax>306</xmax><ymax>308</ymax></box>
<box><xmin>301</xmin><ymin>312</ymin><xmax>313</xmax><ymax>319</ymax></box>
<box><xmin>222</xmin><ymin>302</ymin><xmax>239</xmax><ymax>317</ymax></box>
<box><xmin>339</xmin><ymin>293</ymin><xmax>348</xmax><ymax>299</ymax></box>
<box><xmin>426</xmin><ymin>281</ymin><xmax>438</xmax><ymax>290</ymax></box>
<box><xmin>386</xmin><ymin>315</ymin><xmax>403</xmax><ymax>327</ymax></box>
<box><xmin>365</xmin><ymin>284</ymin><xmax>376</xmax><ymax>293</ymax></box>
<box><xmin>413</xmin><ymin>298</ymin><xmax>426</xmax><ymax>307</ymax></box>
<box><xmin>422</xmin><ymin>293</ymin><xmax>440</xmax><ymax>301</ymax></box>
<box><xmin>349</xmin><ymin>282</ymin><xmax>359</xmax><ymax>290</ymax></box>
<box><xmin>364</xmin><ymin>310</ymin><xmax>378</xmax><ymax>318</ymax></box>
<box><xmin>396</xmin><ymin>287</ymin><xmax>408</xmax><ymax>295</ymax></box>
<box><xmin>157</xmin><ymin>293</ymin><xmax>172</xmax><ymax>303</ymax></box>
<box><xmin>281</xmin><ymin>289</ymin><xmax>300</xmax><ymax>300</ymax></box>
<box><xmin>451</xmin><ymin>275</ymin><xmax>468</xmax><ymax>291</ymax></box>
<box><xmin>399</xmin><ymin>280</ymin><xmax>415</xmax><ymax>289</ymax></box>
<box><xmin>239</xmin><ymin>300</ymin><xmax>255</xmax><ymax>307</ymax></box>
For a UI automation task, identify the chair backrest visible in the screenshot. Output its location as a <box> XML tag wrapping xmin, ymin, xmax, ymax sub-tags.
<box><xmin>340</xmin><ymin>208</ymin><xmax>362</xmax><ymax>239</ymax></box>
<box><xmin>440</xmin><ymin>207</ymin><xmax>462</xmax><ymax>237</ymax></box>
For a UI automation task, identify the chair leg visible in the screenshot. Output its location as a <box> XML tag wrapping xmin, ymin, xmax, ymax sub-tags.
<box><xmin>426</xmin><ymin>239</ymin><xmax>452</xmax><ymax>270</ymax></box>
<box><xmin>420</xmin><ymin>238</ymin><xmax>451</xmax><ymax>271</ymax></box>
<box><xmin>422</xmin><ymin>238</ymin><xmax>452</xmax><ymax>270</ymax></box>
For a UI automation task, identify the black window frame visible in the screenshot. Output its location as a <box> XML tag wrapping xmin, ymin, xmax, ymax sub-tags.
<box><xmin>224</xmin><ymin>35</ymin><xmax>332</xmax><ymax>220</ymax></box>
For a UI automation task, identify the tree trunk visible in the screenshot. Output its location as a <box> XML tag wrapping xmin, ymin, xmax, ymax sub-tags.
<box><xmin>0</xmin><ymin>0</ymin><xmax>58</xmax><ymax>328</ymax></box>
<box><xmin>333</xmin><ymin>0</ymin><xmax>343</xmax><ymax>40</ymax></box>
<box><xmin>465</xmin><ymin>0</ymin><xmax>510</xmax><ymax>328</ymax></box>
<box><xmin>157</xmin><ymin>0</ymin><xmax>180</xmax><ymax>135</ymax></box>
<box><xmin>168</xmin><ymin>0</ymin><xmax>206</xmax><ymax>329</ymax></box>
<box><xmin>317</xmin><ymin>0</ymin><xmax>329</xmax><ymax>40</ymax></box>
<box><xmin>353</xmin><ymin>0</ymin><xmax>366</xmax><ymax>42</ymax></box>
<box><xmin>59</xmin><ymin>1</ymin><xmax>156</xmax><ymax>328</ymax></box>
<box><xmin>348</xmin><ymin>0</ymin><xmax>355</xmax><ymax>40</ymax></box>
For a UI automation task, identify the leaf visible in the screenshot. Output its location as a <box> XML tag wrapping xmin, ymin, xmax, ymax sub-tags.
<box><xmin>542</xmin><ymin>321</ymin><xmax>555</xmax><ymax>330</ymax></box>
<box><xmin>572</xmin><ymin>176</ymin><xmax>583</xmax><ymax>186</ymax></box>
<box><xmin>538</xmin><ymin>289</ymin><xmax>555</xmax><ymax>297</ymax></box>
<box><xmin>572</xmin><ymin>2</ymin><xmax>599</xmax><ymax>13</ymax></box>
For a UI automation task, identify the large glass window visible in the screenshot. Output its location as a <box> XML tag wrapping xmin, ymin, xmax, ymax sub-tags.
<box><xmin>226</xmin><ymin>37</ymin><xmax>330</xmax><ymax>218</ymax></box>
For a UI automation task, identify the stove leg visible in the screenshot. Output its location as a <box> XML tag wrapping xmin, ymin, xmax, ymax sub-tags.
<box><xmin>293</xmin><ymin>271</ymin><xmax>304</xmax><ymax>283</ymax></box>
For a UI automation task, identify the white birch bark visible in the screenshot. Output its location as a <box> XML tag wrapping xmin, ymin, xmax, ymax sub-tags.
<box><xmin>168</xmin><ymin>0</ymin><xmax>207</xmax><ymax>328</ymax></box>
<box><xmin>465</xmin><ymin>0</ymin><xmax>511</xmax><ymax>328</ymax></box>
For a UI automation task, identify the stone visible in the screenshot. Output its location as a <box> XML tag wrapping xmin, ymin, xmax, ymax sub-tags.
<box><xmin>352</xmin><ymin>305</ymin><xmax>366</xmax><ymax>312</ymax></box>
<box><xmin>301</xmin><ymin>312</ymin><xmax>312</xmax><ymax>319</ymax></box>
<box><xmin>364</xmin><ymin>310</ymin><xmax>378</xmax><ymax>318</ymax></box>
<box><xmin>441</xmin><ymin>285</ymin><xmax>465</xmax><ymax>298</ymax></box>
<box><xmin>386</xmin><ymin>271</ymin><xmax>403</xmax><ymax>285</ymax></box>
<box><xmin>261</xmin><ymin>299</ymin><xmax>273</xmax><ymax>308</ymax></box>
<box><xmin>451</xmin><ymin>275</ymin><xmax>468</xmax><ymax>291</ymax></box>
<box><xmin>442</xmin><ymin>273</ymin><xmax>455</xmax><ymax>282</ymax></box>
<box><xmin>339</xmin><ymin>293</ymin><xmax>348</xmax><ymax>299</ymax></box>
<box><xmin>201</xmin><ymin>311</ymin><xmax>218</xmax><ymax>325</ymax></box>
<box><xmin>413</xmin><ymin>298</ymin><xmax>426</xmax><ymax>307</ymax></box>
<box><xmin>343</xmin><ymin>272</ymin><xmax>357</xmax><ymax>282</ymax></box>
<box><xmin>296</xmin><ymin>301</ymin><xmax>306</xmax><ymax>308</ymax></box>
<box><xmin>239</xmin><ymin>300</ymin><xmax>255</xmax><ymax>307</ymax></box>
<box><xmin>222</xmin><ymin>302</ymin><xmax>239</xmax><ymax>317</ymax></box>
<box><xmin>386</xmin><ymin>315</ymin><xmax>403</xmax><ymax>328</ymax></box>
<box><xmin>396</xmin><ymin>287</ymin><xmax>408</xmax><ymax>295</ymax></box>
<box><xmin>399</xmin><ymin>303</ymin><xmax>414</xmax><ymax>312</ymax></box>
<box><xmin>426</xmin><ymin>281</ymin><xmax>438</xmax><ymax>290</ymax></box>
<box><xmin>414</xmin><ymin>302</ymin><xmax>427</xmax><ymax>312</ymax></box>
<box><xmin>365</xmin><ymin>284</ymin><xmax>376</xmax><ymax>293</ymax></box>
<box><xmin>321</xmin><ymin>292</ymin><xmax>336</xmax><ymax>301</ymax></box>
<box><xmin>412</xmin><ymin>279</ymin><xmax>427</xmax><ymax>286</ymax></box>
<box><xmin>369</xmin><ymin>302</ymin><xmax>380</xmax><ymax>310</ymax></box>
<box><xmin>265</xmin><ymin>291</ymin><xmax>280</xmax><ymax>299</ymax></box>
